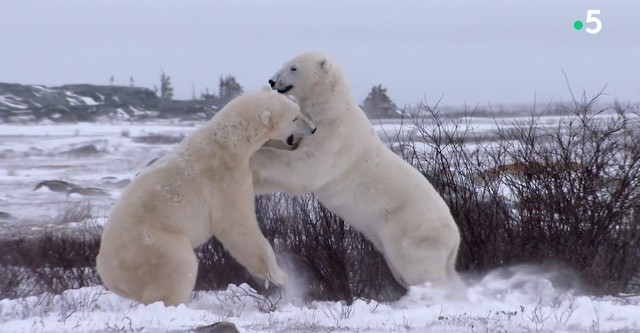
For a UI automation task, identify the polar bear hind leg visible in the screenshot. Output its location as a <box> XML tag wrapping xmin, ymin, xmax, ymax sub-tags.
<box><xmin>377</xmin><ymin>216</ymin><xmax>454</xmax><ymax>288</ymax></box>
<box><xmin>100</xmin><ymin>230</ymin><xmax>198</xmax><ymax>307</ymax></box>
<box><xmin>382</xmin><ymin>235</ymin><xmax>450</xmax><ymax>287</ymax></box>
<box><xmin>138</xmin><ymin>233</ymin><xmax>198</xmax><ymax>306</ymax></box>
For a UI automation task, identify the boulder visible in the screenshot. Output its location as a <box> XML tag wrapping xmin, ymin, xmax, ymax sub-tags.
<box><xmin>193</xmin><ymin>322</ymin><xmax>240</xmax><ymax>333</ymax></box>
<box><xmin>62</xmin><ymin>144</ymin><xmax>100</xmax><ymax>157</ymax></box>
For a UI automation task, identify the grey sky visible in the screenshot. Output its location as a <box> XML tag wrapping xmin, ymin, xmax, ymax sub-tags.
<box><xmin>2</xmin><ymin>0</ymin><xmax>638</xmax><ymax>107</ymax></box>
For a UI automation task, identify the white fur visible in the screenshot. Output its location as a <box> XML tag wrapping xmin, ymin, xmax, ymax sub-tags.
<box><xmin>96</xmin><ymin>90</ymin><xmax>316</xmax><ymax>306</ymax></box>
<box><xmin>251</xmin><ymin>51</ymin><xmax>463</xmax><ymax>289</ymax></box>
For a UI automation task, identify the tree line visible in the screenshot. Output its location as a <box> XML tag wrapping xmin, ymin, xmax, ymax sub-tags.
<box><xmin>119</xmin><ymin>71</ymin><xmax>400</xmax><ymax>118</ymax></box>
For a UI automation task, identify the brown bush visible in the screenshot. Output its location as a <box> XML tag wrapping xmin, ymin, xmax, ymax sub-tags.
<box><xmin>399</xmin><ymin>95</ymin><xmax>640</xmax><ymax>294</ymax></box>
<box><xmin>0</xmin><ymin>226</ymin><xmax>102</xmax><ymax>298</ymax></box>
<box><xmin>194</xmin><ymin>193</ymin><xmax>405</xmax><ymax>303</ymax></box>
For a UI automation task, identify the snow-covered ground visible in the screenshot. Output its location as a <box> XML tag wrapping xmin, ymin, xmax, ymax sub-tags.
<box><xmin>1</xmin><ymin>118</ymin><xmax>639</xmax><ymax>332</ymax></box>
<box><xmin>0</xmin><ymin>122</ymin><xmax>194</xmax><ymax>225</ymax></box>
<box><xmin>1</xmin><ymin>268</ymin><xmax>639</xmax><ymax>332</ymax></box>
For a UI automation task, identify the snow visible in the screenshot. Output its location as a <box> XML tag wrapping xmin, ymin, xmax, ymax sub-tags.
<box><xmin>31</xmin><ymin>85</ymin><xmax>55</xmax><ymax>93</ymax></box>
<box><xmin>0</xmin><ymin>122</ymin><xmax>193</xmax><ymax>137</ymax></box>
<box><xmin>0</xmin><ymin>114</ymin><xmax>633</xmax><ymax>223</ymax></box>
<box><xmin>0</xmin><ymin>94</ymin><xmax>28</xmax><ymax>109</ymax></box>
<box><xmin>0</xmin><ymin>122</ymin><xmax>188</xmax><ymax>223</ymax></box>
<box><xmin>128</xmin><ymin>105</ymin><xmax>146</xmax><ymax>116</ymax></box>
<box><xmin>115</xmin><ymin>108</ymin><xmax>129</xmax><ymax>119</ymax></box>
<box><xmin>65</xmin><ymin>91</ymin><xmax>101</xmax><ymax>106</ymax></box>
<box><xmin>1</xmin><ymin>269</ymin><xmax>639</xmax><ymax>332</ymax></box>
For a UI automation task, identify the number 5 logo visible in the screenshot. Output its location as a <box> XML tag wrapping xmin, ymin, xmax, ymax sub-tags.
<box><xmin>585</xmin><ymin>10</ymin><xmax>602</xmax><ymax>34</ymax></box>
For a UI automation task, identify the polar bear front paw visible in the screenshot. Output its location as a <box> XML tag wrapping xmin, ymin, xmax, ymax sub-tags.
<box><xmin>267</xmin><ymin>265</ymin><xmax>289</xmax><ymax>287</ymax></box>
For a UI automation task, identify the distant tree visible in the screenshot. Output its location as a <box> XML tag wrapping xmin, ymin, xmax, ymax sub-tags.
<box><xmin>201</xmin><ymin>87</ymin><xmax>216</xmax><ymax>101</ymax></box>
<box><xmin>129</xmin><ymin>76</ymin><xmax>135</xmax><ymax>88</ymax></box>
<box><xmin>159</xmin><ymin>70</ymin><xmax>174</xmax><ymax>100</ymax></box>
<box><xmin>109</xmin><ymin>75</ymin><xmax>115</xmax><ymax>86</ymax></box>
<box><xmin>218</xmin><ymin>75</ymin><xmax>243</xmax><ymax>105</ymax></box>
<box><xmin>362</xmin><ymin>85</ymin><xmax>399</xmax><ymax>118</ymax></box>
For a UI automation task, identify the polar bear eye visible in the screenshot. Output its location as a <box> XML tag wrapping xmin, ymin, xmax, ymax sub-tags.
<box><xmin>292</xmin><ymin>117</ymin><xmax>298</xmax><ymax>122</ymax></box>
<box><xmin>290</xmin><ymin>66</ymin><xmax>297</xmax><ymax>72</ymax></box>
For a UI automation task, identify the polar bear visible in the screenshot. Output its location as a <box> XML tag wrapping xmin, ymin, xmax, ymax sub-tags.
<box><xmin>96</xmin><ymin>90</ymin><xmax>316</xmax><ymax>306</ymax></box>
<box><xmin>251</xmin><ymin>51</ymin><xmax>463</xmax><ymax>289</ymax></box>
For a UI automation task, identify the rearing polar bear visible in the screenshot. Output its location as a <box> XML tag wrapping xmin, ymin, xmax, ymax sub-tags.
<box><xmin>251</xmin><ymin>51</ymin><xmax>463</xmax><ymax>289</ymax></box>
<box><xmin>97</xmin><ymin>89</ymin><xmax>316</xmax><ymax>306</ymax></box>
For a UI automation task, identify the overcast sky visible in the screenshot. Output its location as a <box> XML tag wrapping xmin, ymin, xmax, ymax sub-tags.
<box><xmin>2</xmin><ymin>0</ymin><xmax>639</xmax><ymax>107</ymax></box>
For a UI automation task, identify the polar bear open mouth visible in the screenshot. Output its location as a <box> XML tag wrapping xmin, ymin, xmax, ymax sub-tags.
<box><xmin>286</xmin><ymin>135</ymin><xmax>295</xmax><ymax>145</ymax></box>
<box><xmin>277</xmin><ymin>85</ymin><xmax>293</xmax><ymax>94</ymax></box>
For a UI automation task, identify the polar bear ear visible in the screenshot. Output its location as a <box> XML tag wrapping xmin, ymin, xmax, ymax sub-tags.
<box><xmin>259</xmin><ymin>110</ymin><xmax>272</xmax><ymax>127</ymax></box>
<box><xmin>319</xmin><ymin>58</ymin><xmax>331</xmax><ymax>73</ymax></box>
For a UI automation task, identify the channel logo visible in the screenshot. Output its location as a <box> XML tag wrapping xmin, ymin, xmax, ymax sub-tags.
<box><xmin>574</xmin><ymin>10</ymin><xmax>602</xmax><ymax>34</ymax></box>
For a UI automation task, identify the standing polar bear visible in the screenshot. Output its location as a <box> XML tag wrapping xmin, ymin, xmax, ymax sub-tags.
<box><xmin>251</xmin><ymin>51</ymin><xmax>463</xmax><ymax>289</ymax></box>
<box><xmin>97</xmin><ymin>90</ymin><xmax>316</xmax><ymax>306</ymax></box>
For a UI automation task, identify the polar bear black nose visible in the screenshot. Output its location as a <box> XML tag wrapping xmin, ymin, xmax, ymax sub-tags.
<box><xmin>311</xmin><ymin>127</ymin><xmax>317</xmax><ymax>134</ymax></box>
<box><xmin>268</xmin><ymin>79</ymin><xmax>276</xmax><ymax>88</ymax></box>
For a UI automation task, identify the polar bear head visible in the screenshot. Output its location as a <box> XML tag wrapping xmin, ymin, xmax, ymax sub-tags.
<box><xmin>268</xmin><ymin>51</ymin><xmax>347</xmax><ymax>102</ymax></box>
<box><xmin>222</xmin><ymin>90</ymin><xmax>316</xmax><ymax>147</ymax></box>
<box><xmin>257</xmin><ymin>105</ymin><xmax>316</xmax><ymax>146</ymax></box>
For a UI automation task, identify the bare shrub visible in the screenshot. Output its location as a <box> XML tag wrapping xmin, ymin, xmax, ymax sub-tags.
<box><xmin>53</xmin><ymin>201</ymin><xmax>94</xmax><ymax>225</ymax></box>
<box><xmin>391</xmin><ymin>103</ymin><xmax>514</xmax><ymax>272</ymax></box>
<box><xmin>0</xmin><ymin>203</ymin><xmax>103</xmax><ymax>299</ymax></box>
<box><xmin>0</xmin><ymin>225</ymin><xmax>102</xmax><ymax>299</ymax></box>
<box><xmin>194</xmin><ymin>193</ymin><xmax>404</xmax><ymax>303</ymax></box>
<box><xmin>402</xmin><ymin>95</ymin><xmax>640</xmax><ymax>294</ymax></box>
<box><xmin>193</xmin><ymin>237</ymin><xmax>256</xmax><ymax>292</ymax></box>
<box><xmin>256</xmin><ymin>193</ymin><xmax>405</xmax><ymax>303</ymax></box>
<box><xmin>0</xmin><ymin>263</ymin><xmax>28</xmax><ymax>299</ymax></box>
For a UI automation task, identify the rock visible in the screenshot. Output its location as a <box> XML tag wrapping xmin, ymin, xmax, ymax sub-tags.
<box><xmin>0</xmin><ymin>211</ymin><xmax>17</xmax><ymax>221</ymax></box>
<box><xmin>33</xmin><ymin>180</ymin><xmax>81</xmax><ymax>194</ymax></box>
<box><xmin>146</xmin><ymin>157</ymin><xmax>161</xmax><ymax>166</ymax></box>
<box><xmin>62</xmin><ymin>144</ymin><xmax>100</xmax><ymax>157</ymax></box>
<box><xmin>102</xmin><ymin>178</ymin><xmax>131</xmax><ymax>188</ymax></box>
<box><xmin>24</xmin><ymin>147</ymin><xmax>45</xmax><ymax>157</ymax></box>
<box><xmin>69</xmin><ymin>187</ymin><xmax>111</xmax><ymax>197</ymax></box>
<box><xmin>193</xmin><ymin>322</ymin><xmax>240</xmax><ymax>333</ymax></box>
<box><xmin>33</xmin><ymin>180</ymin><xmax>110</xmax><ymax>197</ymax></box>
<box><xmin>132</xmin><ymin>134</ymin><xmax>184</xmax><ymax>145</ymax></box>
<box><xmin>0</xmin><ymin>149</ymin><xmax>15</xmax><ymax>158</ymax></box>
<box><xmin>112</xmin><ymin>179</ymin><xmax>131</xmax><ymax>188</ymax></box>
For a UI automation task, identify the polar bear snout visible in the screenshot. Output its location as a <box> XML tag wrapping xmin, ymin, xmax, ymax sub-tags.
<box><xmin>282</xmin><ymin>114</ymin><xmax>316</xmax><ymax>147</ymax></box>
<box><xmin>292</xmin><ymin>113</ymin><xmax>317</xmax><ymax>137</ymax></box>
<box><xmin>268</xmin><ymin>76</ymin><xmax>293</xmax><ymax>94</ymax></box>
